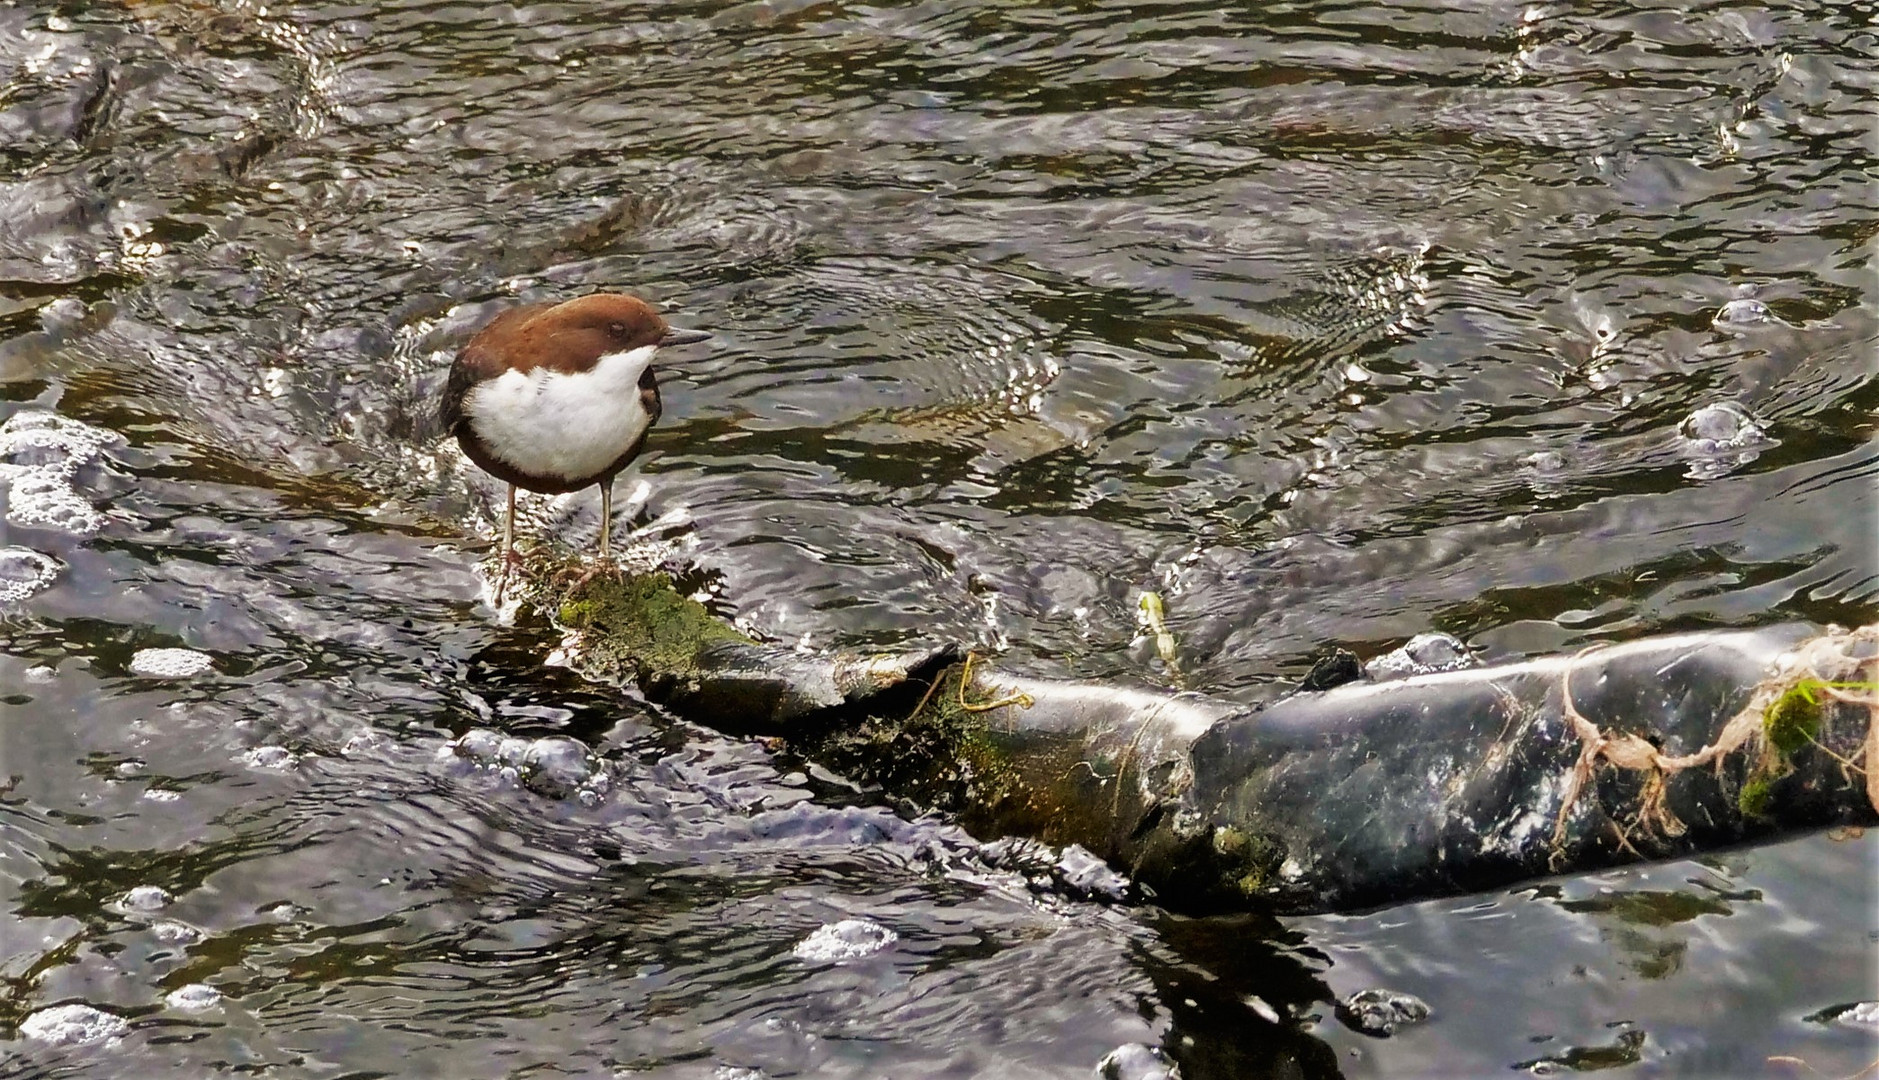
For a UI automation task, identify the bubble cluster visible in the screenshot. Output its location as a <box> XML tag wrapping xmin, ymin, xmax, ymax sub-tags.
<box><xmin>128</xmin><ymin>648</ymin><xmax>216</xmax><ymax>679</ymax></box>
<box><xmin>19</xmin><ymin>1003</ymin><xmax>128</xmax><ymax>1045</ymax></box>
<box><xmin>984</xmin><ymin>336</ymin><xmax>1060</xmax><ymax>418</ymax></box>
<box><xmin>790</xmin><ymin>918</ymin><xmax>897</xmax><ymax>963</ymax></box>
<box><xmin>1098</xmin><ymin>1043</ymin><xmax>1181</xmax><ymax>1080</ymax></box>
<box><xmin>240</xmin><ymin>745</ymin><xmax>298</xmax><ymax>770</ymax></box>
<box><xmin>451</xmin><ymin>729</ymin><xmax>611</xmax><ymax>803</ymax></box>
<box><xmin>121</xmin><ymin>885</ymin><xmax>171</xmax><ymax>911</ymax></box>
<box><xmin>1338</xmin><ymin>987</ymin><xmax>1432</xmax><ymax>1036</ymax></box>
<box><xmin>151</xmin><ymin>921</ymin><xmax>202</xmax><ymax>944</ymax></box>
<box><xmin>1678</xmin><ymin>401</ymin><xmax>1773</xmax><ymax>480</ymax></box>
<box><xmin>0</xmin><ymin>546</ymin><xmax>61</xmax><ymax>602</ymax></box>
<box><xmin>1712</xmin><ymin>298</ymin><xmax>1776</xmax><ymax>328</ymax></box>
<box><xmin>1841</xmin><ymin>1002</ymin><xmax>1879</xmax><ymax>1029</ymax></box>
<box><xmin>1365</xmin><ymin>633</ymin><xmax>1476</xmax><ymax>680</ymax></box>
<box><xmin>0</xmin><ymin>410</ymin><xmax>121</xmax><ymax>534</ymax></box>
<box><xmin>164</xmin><ymin>984</ymin><xmax>222</xmax><ymax>1011</ymax></box>
<box><xmin>1679</xmin><ymin>401</ymin><xmax>1766</xmax><ymax>452</ymax></box>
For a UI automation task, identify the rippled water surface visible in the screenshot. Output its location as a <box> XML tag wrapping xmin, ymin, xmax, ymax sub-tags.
<box><xmin>3</xmin><ymin>0</ymin><xmax>1875</xmax><ymax>1075</ymax></box>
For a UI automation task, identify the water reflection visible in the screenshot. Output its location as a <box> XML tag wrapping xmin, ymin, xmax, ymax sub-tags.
<box><xmin>3</xmin><ymin>0</ymin><xmax>1875</xmax><ymax>1074</ymax></box>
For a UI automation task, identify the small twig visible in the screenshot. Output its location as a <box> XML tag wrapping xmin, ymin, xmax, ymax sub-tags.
<box><xmin>1606</xmin><ymin>817</ymin><xmax>1644</xmax><ymax>860</ymax></box>
<box><xmin>1812</xmin><ymin>681</ymin><xmax>1879</xmax><ymax>707</ymax></box>
<box><xmin>904</xmin><ymin>666</ymin><xmax>948</xmax><ymax>722</ymax></box>
<box><xmin>957</xmin><ymin>651</ymin><xmax>1035</xmax><ymax>713</ymax></box>
<box><xmin>1059</xmin><ymin>759</ymin><xmax>1109</xmax><ymax>784</ymax></box>
<box><xmin>1110</xmin><ymin>697</ymin><xmax>1173</xmax><ymax>815</ymax></box>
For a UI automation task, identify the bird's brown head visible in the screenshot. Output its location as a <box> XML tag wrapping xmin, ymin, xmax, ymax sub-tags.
<box><xmin>506</xmin><ymin>293</ymin><xmax>712</xmax><ymax>375</ymax></box>
<box><xmin>545</xmin><ymin>294</ymin><xmax>669</xmax><ymax>353</ymax></box>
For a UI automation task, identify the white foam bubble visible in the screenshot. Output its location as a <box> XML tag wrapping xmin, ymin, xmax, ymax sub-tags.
<box><xmin>150</xmin><ymin>920</ymin><xmax>202</xmax><ymax>944</ymax></box>
<box><xmin>1842</xmin><ymin>1001</ymin><xmax>1879</xmax><ymax>1028</ymax></box>
<box><xmin>1366</xmin><ymin>633</ymin><xmax>1476</xmax><ymax>680</ymax></box>
<box><xmin>121</xmin><ymin>885</ymin><xmax>171</xmax><ymax>911</ymax></box>
<box><xmin>0</xmin><ymin>546</ymin><xmax>60</xmax><ymax>602</ymax></box>
<box><xmin>791</xmin><ymin>918</ymin><xmax>897</xmax><ymax>963</ymax></box>
<box><xmin>0</xmin><ymin>411</ymin><xmax>121</xmax><ymax>535</ymax></box>
<box><xmin>128</xmin><ymin>648</ymin><xmax>215</xmax><ymax>679</ymax></box>
<box><xmin>1712</xmin><ymin>297</ymin><xmax>1776</xmax><ymax>327</ymax></box>
<box><xmin>19</xmin><ymin>1003</ymin><xmax>128</xmax><ymax>1045</ymax></box>
<box><xmin>1340</xmin><ymin>987</ymin><xmax>1433</xmax><ymax>1036</ymax></box>
<box><xmin>1679</xmin><ymin>401</ymin><xmax>1766</xmax><ymax>451</ymax></box>
<box><xmin>164</xmin><ymin>984</ymin><xmax>221</xmax><ymax>1011</ymax></box>
<box><xmin>6</xmin><ymin>470</ymin><xmax>105</xmax><ymax>532</ymax></box>
<box><xmin>0</xmin><ymin>411</ymin><xmax>120</xmax><ymax>465</ymax></box>
<box><xmin>239</xmin><ymin>745</ymin><xmax>297</xmax><ymax>770</ymax></box>
<box><xmin>1097</xmin><ymin>1043</ymin><xmax>1180</xmax><ymax>1080</ymax></box>
<box><xmin>1678</xmin><ymin>401</ymin><xmax>1773</xmax><ymax>480</ymax></box>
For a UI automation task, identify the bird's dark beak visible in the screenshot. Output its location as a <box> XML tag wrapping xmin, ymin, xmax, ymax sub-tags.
<box><xmin>659</xmin><ymin>326</ymin><xmax>712</xmax><ymax>347</ymax></box>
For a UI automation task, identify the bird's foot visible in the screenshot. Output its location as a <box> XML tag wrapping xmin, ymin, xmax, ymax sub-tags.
<box><xmin>564</xmin><ymin>556</ymin><xmax>622</xmax><ymax>595</ymax></box>
<box><xmin>491</xmin><ymin>548</ymin><xmax>530</xmax><ymax>607</ymax></box>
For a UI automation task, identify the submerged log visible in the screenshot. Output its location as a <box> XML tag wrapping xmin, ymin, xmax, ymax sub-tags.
<box><xmin>1131</xmin><ymin>625</ymin><xmax>1878</xmax><ymax>912</ymax></box>
<box><xmin>523</xmin><ymin>568</ymin><xmax>1878</xmax><ymax>914</ymax></box>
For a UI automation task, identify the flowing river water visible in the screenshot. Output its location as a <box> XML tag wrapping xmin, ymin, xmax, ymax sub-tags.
<box><xmin>2</xmin><ymin>0</ymin><xmax>1875</xmax><ymax>1075</ymax></box>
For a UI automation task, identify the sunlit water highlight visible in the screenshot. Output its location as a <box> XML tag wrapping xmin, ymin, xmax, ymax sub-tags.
<box><xmin>2</xmin><ymin>0</ymin><xmax>1874</xmax><ymax>1076</ymax></box>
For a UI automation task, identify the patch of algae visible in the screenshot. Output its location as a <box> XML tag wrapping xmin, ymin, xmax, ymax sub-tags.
<box><xmin>1762</xmin><ymin>681</ymin><xmax>1826</xmax><ymax>756</ymax></box>
<box><xmin>1736</xmin><ymin>773</ymin><xmax>1776</xmax><ymax>818</ymax></box>
<box><xmin>543</xmin><ymin>570</ymin><xmax>753</xmax><ymax>684</ymax></box>
<box><xmin>1738</xmin><ymin>678</ymin><xmax>1844</xmax><ymax>818</ymax></box>
<box><xmin>1211</xmin><ymin>825</ymin><xmax>1288</xmax><ymax>899</ymax></box>
<box><xmin>808</xmin><ymin>664</ymin><xmax>1030</xmax><ymax>823</ymax></box>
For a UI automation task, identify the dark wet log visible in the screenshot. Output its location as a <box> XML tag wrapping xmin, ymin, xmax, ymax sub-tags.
<box><xmin>527</xmin><ymin>569</ymin><xmax>1877</xmax><ymax>914</ymax></box>
<box><xmin>1120</xmin><ymin>625</ymin><xmax>1878</xmax><ymax>912</ymax></box>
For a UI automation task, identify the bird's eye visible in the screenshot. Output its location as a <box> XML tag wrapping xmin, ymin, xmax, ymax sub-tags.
<box><xmin>608</xmin><ymin>321</ymin><xmax>627</xmax><ymax>336</ymax></box>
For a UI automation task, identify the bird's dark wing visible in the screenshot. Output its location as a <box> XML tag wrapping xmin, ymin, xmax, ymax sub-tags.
<box><xmin>638</xmin><ymin>365</ymin><xmax>662</xmax><ymax>427</ymax></box>
<box><xmin>438</xmin><ymin>355</ymin><xmax>480</xmax><ymax>434</ymax></box>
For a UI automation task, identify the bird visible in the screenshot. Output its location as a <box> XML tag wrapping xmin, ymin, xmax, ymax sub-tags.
<box><xmin>439</xmin><ymin>293</ymin><xmax>711</xmax><ymax>597</ymax></box>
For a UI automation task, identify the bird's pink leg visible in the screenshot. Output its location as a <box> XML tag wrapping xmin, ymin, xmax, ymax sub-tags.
<box><xmin>494</xmin><ymin>484</ymin><xmax>524</xmax><ymax>604</ymax></box>
<box><xmin>568</xmin><ymin>481</ymin><xmax>621</xmax><ymax>593</ymax></box>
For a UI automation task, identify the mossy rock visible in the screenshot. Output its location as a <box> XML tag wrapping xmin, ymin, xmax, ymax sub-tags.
<box><xmin>548</xmin><ymin>570</ymin><xmax>751</xmax><ymax>679</ymax></box>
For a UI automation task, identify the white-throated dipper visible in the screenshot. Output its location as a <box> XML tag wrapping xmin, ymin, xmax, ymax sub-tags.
<box><xmin>440</xmin><ymin>293</ymin><xmax>710</xmax><ymax>592</ymax></box>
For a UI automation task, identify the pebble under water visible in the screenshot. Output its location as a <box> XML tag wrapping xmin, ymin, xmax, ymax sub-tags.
<box><xmin>2</xmin><ymin>0</ymin><xmax>1875</xmax><ymax>1077</ymax></box>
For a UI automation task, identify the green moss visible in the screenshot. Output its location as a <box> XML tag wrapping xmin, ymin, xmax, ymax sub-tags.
<box><xmin>541</xmin><ymin>570</ymin><xmax>752</xmax><ymax>681</ymax></box>
<box><xmin>807</xmin><ymin>665</ymin><xmax>1029</xmax><ymax>819</ymax></box>
<box><xmin>1737</xmin><ymin>773</ymin><xmax>1775</xmax><ymax>818</ymax></box>
<box><xmin>1739</xmin><ymin>677</ymin><xmax>1845</xmax><ymax>818</ymax></box>
<box><xmin>1212</xmin><ymin>825</ymin><xmax>1286</xmax><ymax>897</ymax></box>
<box><xmin>1763</xmin><ymin>682</ymin><xmax>1825</xmax><ymax>756</ymax></box>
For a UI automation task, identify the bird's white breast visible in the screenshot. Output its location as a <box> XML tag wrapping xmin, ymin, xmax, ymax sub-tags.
<box><xmin>465</xmin><ymin>345</ymin><xmax>656</xmax><ymax>482</ymax></box>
